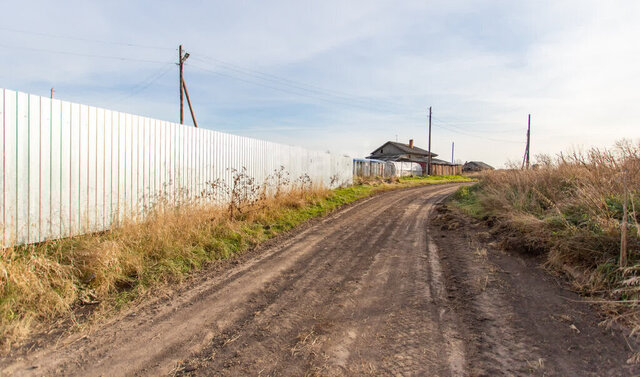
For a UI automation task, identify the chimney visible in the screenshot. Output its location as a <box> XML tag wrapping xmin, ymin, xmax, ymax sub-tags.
<box><xmin>409</xmin><ymin>139</ymin><xmax>414</xmax><ymax>148</ymax></box>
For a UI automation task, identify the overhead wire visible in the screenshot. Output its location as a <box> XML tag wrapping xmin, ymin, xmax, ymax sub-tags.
<box><xmin>431</xmin><ymin>118</ymin><xmax>525</xmax><ymax>144</ymax></box>
<box><xmin>190</xmin><ymin>54</ymin><xmax>409</xmax><ymax>113</ymax></box>
<box><xmin>0</xmin><ymin>26</ymin><xmax>528</xmax><ymax>145</ymax></box>
<box><xmin>188</xmin><ymin>61</ymin><xmax>410</xmax><ymax>114</ymax></box>
<box><xmin>190</xmin><ymin>60</ymin><xmax>526</xmax><ymax>144</ymax></box>
<box><xmin>190</xmin><ymin>54</ymin><xmax>526</xmax><ymax>144</ymax></box>
<box><xmin>0</xmin><ymin>42</ymin><xmax>174</xmax><ymax>64</ymax></box>
<box><xmin>0</xmin><ymin>26</ymin><xmax>174</xmax><ymax>50</ymax></box>
<box><xmin>102</xmin><ymin>64</ymin><xmax>175</xmax><ymax>106</ymax></box>
<box><xmin>431</xmin><ymin>115</ymin><xmax>523</xmax><ymax>134</ymax></box>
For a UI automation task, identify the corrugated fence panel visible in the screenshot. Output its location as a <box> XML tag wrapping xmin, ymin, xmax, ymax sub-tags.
<box><xmin>28</xmin><ymin>94</ymin><xmax>41</xmax><ymax>244</ymax></box>
<box><xmin>79</xmin><ymin>104</ymin><xmax>89</xmax><ymax>234</ymax></box>
<box><xmin>69</xmin><ymin>102</ymin><xmax>81</xmax><ymax>236</ymax></box>
<box><xmin>88</xmin><ymin>106</ymin><xmax>99</xmax><ymax>233</ymax></box>
<box><xmin>102</xmin><ymin>109</ymin><xmax>112</xmax><ymax>231</ymax></box>
<box><xmin>59</xmin><ymin>100</ymin><xmax>71</xmax><ymax>236</ymax></box>
<box><xmin>1</xmin><ymin>89</ymin><xmax>353</xmax><ymax>246</ymax></box>
<box><xmin>0</xmin><ymin>90</ymin><xmax>4</xmax><ymax>247</ymax></box>
<box><xmin>17</xmin><ymin>92</ymin><xmax>29</xmax><ymax>245</ymax></box>
<box><xmin>39</xmin><ymin>97</ymin><xmax>51</xmax><ymax>242</ymax></box>
<box><xmin>4</xmin><ymin>90</ymin><xmax>16</xmax><ymax>246</ymax></box>
<box><xmin>116</xmin><ymin>112</ymin><xmax>126</xmax><ymax>224</ymax></box>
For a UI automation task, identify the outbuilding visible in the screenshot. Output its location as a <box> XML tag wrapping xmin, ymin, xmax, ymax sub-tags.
<box><xmin>462</xmin><ymin>161</ymin><xmax>494</xmax><ymax>172</ymax></box>
<box><xmin>367</xmin><ymin>140</ymin><xmax>462</xmax><ymax>176</ymax></box>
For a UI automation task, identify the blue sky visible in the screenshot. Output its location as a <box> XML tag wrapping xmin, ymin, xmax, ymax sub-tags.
<box><xmin>2</xmin><ymin>1</ymin><xmax>639</xmax><ymax>167</ymax></box>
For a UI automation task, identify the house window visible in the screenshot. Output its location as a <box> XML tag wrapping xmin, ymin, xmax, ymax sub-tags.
<box><xmin>380</xmin><ymin>148</ymin><xmax>383</xmax><ymax>153</ymax></box>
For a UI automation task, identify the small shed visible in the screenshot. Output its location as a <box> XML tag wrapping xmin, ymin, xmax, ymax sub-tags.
<box><xmin>463</xmin><ymin>161</ymin><xmax>494</xmax><ymax>172</ymax></box>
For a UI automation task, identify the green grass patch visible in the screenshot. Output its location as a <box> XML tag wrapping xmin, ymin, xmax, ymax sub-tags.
<box><xmin>449</xmin><ymin>184</ymin><xmax>484</xmax><ymax>218</ymax></box>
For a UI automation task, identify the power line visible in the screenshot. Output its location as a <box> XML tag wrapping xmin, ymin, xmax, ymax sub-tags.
<box><xmin>0</xmin><ymin>28</ymin><xmax>530</xmax><ymax>146</ymax></box>
<box><xmin>191</xmin><ymin>61</ymin><xmax>525</xmax><ymax>144</ymax></box>
<box><xmin>102</xmin><ymin>64</ymin><xmax>174</xmax><ymax>106</ymax></box>
<box><xmin>189</xmin><ymin>58</ymin><xmax>396</xmax><ymax>112</ymax></box>
<box><xmin>431</xmin><ymin>115</ymin><xmax>524</xmax><ymax>142</ymax></box>
<box><xmin>190</xmin><ymin>54</ymin><xmax>409</xmax><ymax>113</ymax></box>
<box><xmin>193</xmin><ymin>59</ymin><xmax>525</xmax><ymax>138</ymax></box>
<box><xmin>0</xmin><ymin>29</ymin><xmax>530</xmax><ymax>148</ymax></box>
<box><xmin>188</xmin><ymin>61</ymin><xmax>408</xmax><ymax>114</ymax></box>
<box><xmin>431</xmin><ymin>118</ymin><xmax>524</xmax><ymax>144</ymax></box>
<box><xmin>0</xmin><ymin>42</ymin><xmax>174</xmax><ymax>64</ymax></box>
<box><xmin>0</xmin><ymin>26</ymin><xmax>174</xmax><ymax>50</ymax></box>
<box><xmin>189</xmin><ymin>54</ymin><xmax>527</xmax><ymax>144</ymax></box>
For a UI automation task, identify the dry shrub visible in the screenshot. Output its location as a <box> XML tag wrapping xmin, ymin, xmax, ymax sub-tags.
<box><xmin>472</xmin><ymin>140</ymin><xmax>640</xmax><ymax>328</ymax></box>
<box><xmin>0</xmin><ymin>168</ymin><xmax>332</xmax><ymax>350</ymax></box>
<box><xmin>0</xmin><ymin>169</ymin><xmax>469</xmax><ymax>349</ymax></box>
<box><xmin>354</xmin><ymin>176</ymin><xmax>399</xmax><ymax>185</ymax></box>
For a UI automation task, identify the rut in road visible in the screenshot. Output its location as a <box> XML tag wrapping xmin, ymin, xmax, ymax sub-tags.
<box><xmin>180</xmin><ymin>184</ymin><xmax>465</xmax><ymax>376</ymax></box>
<box><xmin>3</xmin><ymin>184</ymin><xmax>462</xmax><ymax>376</ymax></box>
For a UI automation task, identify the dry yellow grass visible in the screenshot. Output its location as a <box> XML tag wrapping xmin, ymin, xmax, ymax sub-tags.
<box><xmin>453</xmin><ymin>139</ymin><xmax>640</xmax><ymax>330</ymax></box>
<box><xmin>0</xmin><ymin>184</ymin><xmax>331</xmax><ymax>349</ymax></box>
<box><xmin>0</xmin><ymin>173</ymin><xmax>471</xmax><ymax>349</ymax></box>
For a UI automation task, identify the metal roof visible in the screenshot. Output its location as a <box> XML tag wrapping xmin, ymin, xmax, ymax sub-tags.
<box><xmin>353</xmin><ymin>158</ymin><xmax>386</xmax><ymax>163</ymax></box>
<box><xmin>463</xmin><ymin>161</ymin><xmax>494</xmax><ymax>170</ymax></box>
<box><xmin>370</xmin><ymin>141</ymin><xmax>438</xmax><ymax>157</ymax></box>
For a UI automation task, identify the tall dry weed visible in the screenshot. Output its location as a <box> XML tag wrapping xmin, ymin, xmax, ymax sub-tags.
<box><xmin>0</xmin><ymin>167</ymin><xmax>332</xmax><ymax>350</ymax></box>
<box><xmin>0</xmin><ymin>171</ymin><xmax>468</xmax><ymax>349</ymax></box>
<box><xmin>471</xmin><ymin>140</ymin><xmax>640</xmax><ymax>325</ymax></box>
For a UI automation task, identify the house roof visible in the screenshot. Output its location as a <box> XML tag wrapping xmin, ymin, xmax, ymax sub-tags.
<box><xmin>370</xmin><ymin>141</ymin><xmax>438</xmax><ymax>157</ymax></box>
<box><xmin>353</xmin><ymin>158</ymin><xmax>386</xmax><ymax>163</ymax></box>
<box><xmin>463</xmin><ymin>161</ymin><xmax>494</xmax><ymax>170</ymax></box>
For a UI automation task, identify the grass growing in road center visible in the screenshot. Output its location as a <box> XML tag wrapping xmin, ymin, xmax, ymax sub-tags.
<box><xmin>0</xmin><ymin>174</ymin><xmax>471</xmax><ymax>349</ymax></box>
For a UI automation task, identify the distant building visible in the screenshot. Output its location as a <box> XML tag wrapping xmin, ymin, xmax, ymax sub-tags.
<box><xmin>367</xmin><ymin>140</ymin><xmax>437</xmax><ymax>162</ymax></box>
<box><xmin>462</xmin><ymin>161</ymin><xmax>494</xmax><ymax>172</ymax></box>
<box><xmin>367</xmin><ymin>140</ymin><xmax>462</xmax><ymax>176</ymax></box>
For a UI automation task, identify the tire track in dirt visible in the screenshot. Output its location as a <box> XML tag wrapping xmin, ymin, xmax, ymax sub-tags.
<box><xmin>6</xmin><ymin>183</ymin><xmax>635</xmax><ymax>376</ymax></box>
<box><xmin>178</xmin><ymin>190</ymin><xmax>432</xmax><ymax>375</ymax></box>
<box><xmin>2</xmin><ymin>184</ymin><xmax>462</xmax><ymax>377</ymax></box>
<box><xmin>177</xmin><ymin>186</ymin><xmax>462</xmax><ymax>376</ymax></box>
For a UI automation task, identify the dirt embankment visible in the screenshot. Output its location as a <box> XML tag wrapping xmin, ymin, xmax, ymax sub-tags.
<box><xmin>431</xmin><ymin>204</ymin><xmax>639</xmax><ymax>376</ymax></box>
<box><xmin>2</xmin><ymin>184</ymin><xmax>637</xmax><ymax>376</ymax></box>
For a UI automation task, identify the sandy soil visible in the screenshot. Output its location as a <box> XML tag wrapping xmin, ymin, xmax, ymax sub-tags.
<box><xmin>2</xmin><ymin>183</ymin><xmax>637</xmax><ymax>376</ymax></box>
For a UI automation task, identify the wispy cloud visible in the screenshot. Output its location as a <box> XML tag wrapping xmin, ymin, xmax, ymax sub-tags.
<box><xmin>1</xmin><ymin>1</ymin><xmax>639</xmax><ymax>167</ymax></box>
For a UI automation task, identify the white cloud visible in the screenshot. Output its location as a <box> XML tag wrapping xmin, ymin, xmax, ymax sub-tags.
<box><xmin>1</xmin><ymin>1</ymin><xmax>639</xmax><ymax>168</ymax></box>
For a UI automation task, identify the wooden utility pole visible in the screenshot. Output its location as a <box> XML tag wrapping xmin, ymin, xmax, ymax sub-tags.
<box><xmin>451</xmin><ymin>141</ymin><xmax>454</xmax><ymax>164</ymax></box>
<box><xmin>526</xmin><ymin>114</ymin><xmax>531</xmax><ymax>168</ymax></box>
<box><xmin>427</xmin><ymin>107</ymin><xmax>432</xmax><ymax>175</ymax></box>
<box><xmin>178</xmin><ymin>45</ymin><xmax>196</xmax><ymax>126</ymax></box>
<box><xmin>522</xmin><ymin>114</ymin><xmax>531</xmax><ymax>169</ymax></box>
<box><xmin>182</xmin><ymin>78</ymin><xmax>198</xmax><ymax>128</ymax></box>
<box><xmin>50</xmin><ymin>88</ymin><xmax>54</xmax><ymax>99</ymax></box>
<box><xmin>179</xmin><ymin>45</ymin><xmax>185</xmax><ymax>124</ymax></box>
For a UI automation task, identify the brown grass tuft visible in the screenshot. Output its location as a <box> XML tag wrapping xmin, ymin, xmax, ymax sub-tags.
<box><xmin>454</xmin><ymin>139</ymin><xmax>640</xmax><ymax>331</ymax></box>
<box><xmin>0</xmin><ymin>181</ymin><xmax>331</xmax><ymax>350</ymax></box>
<box><xmin>0</xmin><ymin>172</ymin><xmax>470</xmax><ymax>350</ymax></box>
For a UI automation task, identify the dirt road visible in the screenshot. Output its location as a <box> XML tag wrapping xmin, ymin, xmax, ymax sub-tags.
<box><xmin>3</xmin><ymin>184</ymin><xmax>637</xmax><ymax>376</ymax></box>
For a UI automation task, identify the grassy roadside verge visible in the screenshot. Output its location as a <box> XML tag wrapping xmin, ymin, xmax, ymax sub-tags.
<box><xmin>448</xmin><ymin>141</ymin><xmax>640</xmax><ymax>332</ymax></box>
<box><xmin>0</xmin><ymin>174</ymin><xmax>471</xmax><ymax>349</ymax></box>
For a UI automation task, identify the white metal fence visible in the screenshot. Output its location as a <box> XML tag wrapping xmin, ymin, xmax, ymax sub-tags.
<box><xmin>0</xmin><ymin>88</ymin><xmax>353</xmax><ymax>246</ymax></box>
